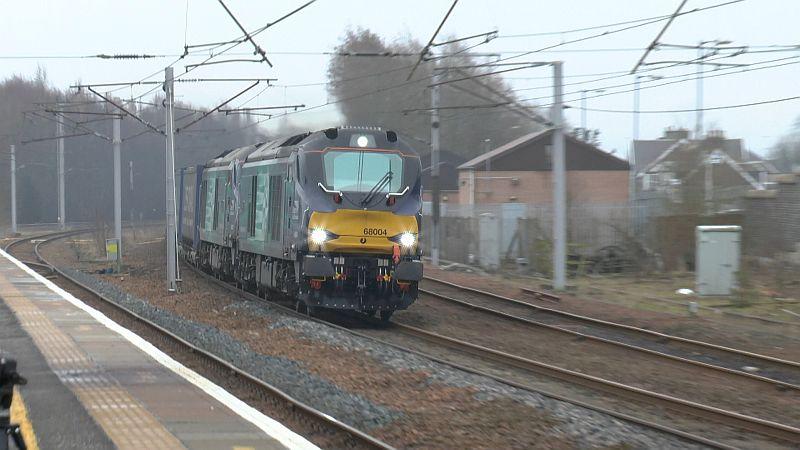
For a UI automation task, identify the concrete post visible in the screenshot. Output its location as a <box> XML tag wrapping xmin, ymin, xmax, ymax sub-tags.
<box><xmin>57</xmin><ymin>116</ymin><xmax>65</xmax><ymax>229</ymax></box>
<box><xmin>430</xmin><ymin>70</ymin><xmax>441</xmax><ymax>267</ymax></box>
<box><xmin>696</xmin><ymin>43</ymin><xmax>704</xmax><ymax>138</ymax></box>
<box><xmin>164</xmin><ymin>67</ymin><xmax>179</xmax><ymax>292</ymax></box>
<box><xmin>113</xmin><ymin>112</ymin><xmax>122</xmax><ymax>269</ymax></box>
<box><xmin>10</xmin><ymin>145</ymin><xmax>17</xmax><ymax>234</ymax></box>
<box><xmin>551</xmin><ymin>61</ymin><xmax>566</xmax><ymax>290</ymax></box>
<box><xmin>633</xmin><ymin>76</ymin><xmax>641</xmax><ymax>141</ymax></box>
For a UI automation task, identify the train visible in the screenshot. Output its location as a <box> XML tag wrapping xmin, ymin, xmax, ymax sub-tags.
<box><xmin>177</xmin><ymin>126</ymin><xmax>423</xmax><ymax>321</ymax></box>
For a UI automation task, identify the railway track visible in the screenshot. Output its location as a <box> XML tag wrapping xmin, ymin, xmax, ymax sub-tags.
<box><xmin>180</xmin><ymin>267</ymin><xmax>741</xmax><ymax>449</ymax></box>
<box><xmin>421</xmin><ymin>276</ymin><xmax>800</xmax><ymax>387</ymax></box>
<box><xmin>3</xmin><ymin>230</ymin><xmax>83</xmax><ymax>274</ymax></box>
<box><xmin>23</xmin><ymin>231</ymin><xmax>800</xmax><ymax>448</ymax></box>
<box><xmin>6</xmin><ymin>231</ymin><xmax>394</xmax><ymax>450</ymax></box>
<box><xmin>387</xmin><ymin>321</ymin><xmax>800</xmax><ymax>446</ymax></box>
<box><xmin>175</xmin><ymin>263</ymin><xmax>798</xmax><ymax>449</ymax></box>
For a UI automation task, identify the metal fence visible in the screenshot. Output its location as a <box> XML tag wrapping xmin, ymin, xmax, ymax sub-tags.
<box><xmin>422</xmin><ymin>202</ymin><xmax>645</xmax><ymax>274</ymax></box>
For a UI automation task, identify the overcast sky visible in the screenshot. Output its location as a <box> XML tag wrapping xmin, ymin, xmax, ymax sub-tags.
<box><xmin>3</xmin><ymin>0</ymin><xmax>799</xmax><ymax>156</ymax></box>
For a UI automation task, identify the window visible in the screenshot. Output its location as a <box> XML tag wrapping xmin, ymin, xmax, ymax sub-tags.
<box><xmin>204</xmin><ymin>179</ymin><xmax>215</xmax><ymax>230</ymax></box>
<box><xmin>213</xmin><ymin>178</ymin><xmax>221</xmax><ymax>230</ymax></box>
<box><xmin>322</xmin><ymin>150</ymin><xmax>403</xmax><ymax>193</ymax></box>
<box><xmin>268</xmin><ymin>175</ymin><xmax>283</xmax><ymax>241</ymax></box>
<box><xmin>254</xmin><ymin>174</ymin><xmax>267</xmax><ymax>239</ymax></box>
<box><xmin>247</xmin><ymin>175</ymin><xmax>256</xmax><ymax>236</ymax></box>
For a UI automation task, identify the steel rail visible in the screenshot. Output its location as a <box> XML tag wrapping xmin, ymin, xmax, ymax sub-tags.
<box><xmin>418</xmin><ymin>288</ymin><xmax>800</xmax><ymax>391</ymax></box>
<box><xmin>423</xmin><ymin>276</ymin><xmax>800</xmax><ymax>370</ymax></box>
<box><xmin>180</xmin><ymin>264</ymin><xmax>735</xmax><ymax>450</ymax></box>
<box><xmin>18</xmin><ymin>230</ymin><xmax>767</xmax><ymax>448</ymax></box>
<box><xmin>28</xmin><ymin>233</ymin><xmax>394</xmax><ymax>450</ymax></box>
<box><xmin>4</xmin><ymin>229</ymin><xmax>89</xmax><ymax>273</ymax></box>
<box><xmin>391</xmin><ymin>321</ymin><xmax>800</xmax><ymax>445</ymax></box>
<box><xmin>509</xmin><ymin>269</ymin><xmax>800</xmax><ymax>327</ymax></box>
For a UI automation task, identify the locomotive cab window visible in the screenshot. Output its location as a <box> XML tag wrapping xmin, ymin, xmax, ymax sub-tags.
<box><xmin>322</xmin><ymin>150</ymin><xmax>404</xmax><ymax>193</ymax></box>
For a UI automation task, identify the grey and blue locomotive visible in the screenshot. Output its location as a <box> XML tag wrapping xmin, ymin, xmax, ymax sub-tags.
<box><xmin>178</xmin><ymin>126</ymin><xmax>423</xmax><ymax>321</ymax></box>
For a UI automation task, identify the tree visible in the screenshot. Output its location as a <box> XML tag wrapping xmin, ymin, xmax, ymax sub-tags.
<box><xmin>0</xmin><ymin>73</ymin><xmax>272</xmax><ymax>228</ymax></box>
<box><xmin>326</xmin><ymin>28</ymin><xmax>542</xmax><ymax>161</ymax></box>
<box><xmin>770</xmin><ymin>116</ymin><xmax>800</xmax><ymax>172</ymax></box>
<box><xmin>570</xmin><ymin>127</ymin><xmax>601</xmax><ymax>147</ymax></box>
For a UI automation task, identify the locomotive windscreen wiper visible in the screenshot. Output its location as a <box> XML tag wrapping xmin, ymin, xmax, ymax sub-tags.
<box><xmin>361</xmin><ymin>170</ymin><xmax>393</xmax><ymax>206</ymax></box>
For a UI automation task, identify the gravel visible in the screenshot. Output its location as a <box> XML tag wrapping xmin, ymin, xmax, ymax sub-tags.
<box><xmin>61</xmin><ymin>267</ymin><xmax>400</xmax><ymax>430</ymax></box>
<box><xmin>218</xmin><ymin>290</ymin><xmax>708</xmax><ymax>449</ymax></box>
<box><xmin>63</xmin><ymin>267</ymin><xmax>707</xmax><ymax>449</ymax></box>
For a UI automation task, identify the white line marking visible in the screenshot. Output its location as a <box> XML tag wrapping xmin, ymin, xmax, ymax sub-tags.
<box><xmin>0</xmin><ymin>249</ymin><xmax>319</xmax><ymax>450</ymax></box>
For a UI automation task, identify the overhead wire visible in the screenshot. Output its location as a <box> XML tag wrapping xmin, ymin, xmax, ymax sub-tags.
<box><xmin>406</xmin><ymin>0</ymin><xmax>460</xmax><ymax>80</ymax></box>
<box><xmin>577</xmin><ymin>95</ymin><xmax>800</xmax><ymax>114</ymax></box>
<box><xmin>513</xmin><ymin>54</ymin><xmax>800</xmax><ymax>101</ymax></box>
<box><xmin>630</xmin><ymin>0</ymin><xmax>689</xmax><ymax>74</ymax></box>
<box><xmin>469</xmin><ymin>0</ymin><xmax>746</xmax><ymax>69</ymax></box>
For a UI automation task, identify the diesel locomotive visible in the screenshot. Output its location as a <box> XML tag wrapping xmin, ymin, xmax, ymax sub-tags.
<box><xmin>178</xmin><ymin>126</ymin><xmax>423</xmax><ymax>321</ymax></box>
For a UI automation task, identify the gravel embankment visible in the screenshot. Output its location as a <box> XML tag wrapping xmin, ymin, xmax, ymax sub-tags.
<box><xmin>62</xmin><ymin>267</ymin><xmax>399</xmax><ymax>430</ymax></box>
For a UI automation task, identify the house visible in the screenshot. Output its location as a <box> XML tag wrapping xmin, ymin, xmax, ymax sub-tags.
<box><xmin>634</xmin><ymin>129</ymin><xmax>777</xmax><ymax>213</ymax></box>
<box><xmin>456</xmin><ymin>128</ymin><xmax>630</xmax><ymax>206</ymax></box>
<box><xmin>632</xmin><ymin>128</ymin><xmax>751</xmax><ymax>176</ymax></box>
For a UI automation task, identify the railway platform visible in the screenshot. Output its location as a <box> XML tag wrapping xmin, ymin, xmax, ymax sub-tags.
<box><xmin>0</xmin><ymin>249</ymin><xmax>318</xmax><ymax>450</ymax></box>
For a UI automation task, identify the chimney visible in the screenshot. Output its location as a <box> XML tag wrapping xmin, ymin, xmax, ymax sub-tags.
<box><xmin>661</xmin><ymin>127</ymin><xmax>690</xmax><ymax>140</ymax></box>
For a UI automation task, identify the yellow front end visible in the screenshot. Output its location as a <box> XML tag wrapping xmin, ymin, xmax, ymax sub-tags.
<box><xmin>307</xmin><ymin>210</ymin><xmax>418</xmax><ymax>254</ymax></box>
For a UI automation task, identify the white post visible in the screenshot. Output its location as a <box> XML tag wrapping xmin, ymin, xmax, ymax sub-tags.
<box><xmin>57</xmin><ymin>115</ymin><xmax>65</xmax><ymax>229</ymax></box>
<box><xmin>113</xmin><ymin>112</ymin><xmax>122</xmax><ymax>267</ymax></box>
<box><xmin>551</xmin><ymin>61</ymin><xmax>566</xmax><ymax>290</ymax></box>
<box><xmin>705</xmin><ymin>153</ymin><xmax>713</xmax><ymax>214</ymax></box>
<box><xmin>10</xmin><ymin>145</ymin><xmax>17</xmax><ymax>234</ymax></box>
<box><xmin>633</xmin><ymin>76</ymin><xmax>641</xmax><ymax>141</ymax></box>
<box><xmin>430</xmin><ymin>69</ymin><xmax>441</xmax><ymax>267</ymax></box>
<box><xmin>696</xmin><ymin>43</ymin><xmax>704</xmax><ymax>138</ymax></box>
<box><xmin>164</xmin><ymin>67</ymin><xmax>179</xmax><ymax>292</ymax></box>
<box><xmin>580</xmin><ymin>90</ymin><xmax>587</xmax><ymax>131</ymax></box>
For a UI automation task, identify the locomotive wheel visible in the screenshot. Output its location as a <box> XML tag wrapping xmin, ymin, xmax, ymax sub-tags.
<box><xmin>379</xmin><ymin>310</ymin><xmax>394</xmax><ymax>323</ymax></box>
<box><xmin>365</xmin><ymin>310</ymin><xmax>376</xmax><ymax>318</ymax></box>
<box><xmin>295</xmin><ymin>300</ymin><xmax>307</xmax><ymax>315</ymax></box>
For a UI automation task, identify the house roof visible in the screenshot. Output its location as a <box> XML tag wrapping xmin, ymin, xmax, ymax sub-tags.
<box><xmin>633</xmin><ymin>137</ymin><xmax>748</xmax><ymax>174</ymax></box>
<box><xmin>638</xmin><ymin>139</ymin><xmax>688</xmax><ymax>176</ymax></box>
<box><xmin>738</xmin><ymin>160</ymin><xmax>780</xmax><ymax>174</ymax></box>
<box><xmin>632</xmin><ymin>139</ymin><xmax>677</xmax><ymax>173</ymax></box>
<box><xmin>640</xmin><ymin>139</ymin><xmax>765</xmax><ymax>191</ymax></box>
<box><xmin>681</xmin><ymin>149</ymin><xmax>764</xmax><ymax>190</ymax></box>
<box><xmin>458</xmin><ymin>129</ymin><xmax>550</xmax><ymax>170</ymax></box>
<box><xmin>458</xmin><ymin>128</ymin><xmax>628</xmax><ymax>171</ymax></box>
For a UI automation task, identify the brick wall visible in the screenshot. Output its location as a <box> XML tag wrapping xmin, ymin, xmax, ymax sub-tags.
<box><xmin>457</xmin><ymin>170</ymin><xmax>629</xmax><ymax>205</ymax></box>
<box><xmin>744</xmin><ymin>175</ymin><xmax>800</xmax><ymax>257</ymax></box>
<box><xmin>422</xmin><ymin>190</ymin><xmax>460</xmax><ymax>204</ymax></box>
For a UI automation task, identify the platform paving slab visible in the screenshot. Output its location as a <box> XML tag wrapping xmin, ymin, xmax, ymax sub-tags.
<box><xmin>0</xmin><ymin>251</ymin><xmax>314</xmax><ymax>450</ymax></box>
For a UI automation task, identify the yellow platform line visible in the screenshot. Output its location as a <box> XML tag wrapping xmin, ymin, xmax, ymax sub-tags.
<box><xmin>10</xmin><ymin>386</ymin><xmax>40</xmax><ymax>450</ymax></box>
<box><xmin>0</xmin><ymin>276</ymin><xmax>186</xmax><ymax>450</ymax></box>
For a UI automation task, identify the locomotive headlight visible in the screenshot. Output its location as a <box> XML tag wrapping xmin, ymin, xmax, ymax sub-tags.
<box><xmin>310</xmin><ymin>228</ymin><xmax>330</xmax><ymax>245</ymax></box>
<box><xmin>398</xmin><ymin>232</ymin><xmax>416</xmax><ymax>248</ymax></box>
